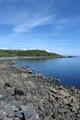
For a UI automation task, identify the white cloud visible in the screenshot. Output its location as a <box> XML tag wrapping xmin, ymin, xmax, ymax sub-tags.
<box><xmin>14</xmin><ymin>15</ymin><xmax>54</xmax><ymax>33</ymax></box>
<box><xmin>0</xmin><ymin>0</ymin><xmax>55</xmax><ymax>33</ymax></box>
<box><xmin>8</xmin><ymin>0</ymin><xmax>55</xmax><ymax>33</ymax></box>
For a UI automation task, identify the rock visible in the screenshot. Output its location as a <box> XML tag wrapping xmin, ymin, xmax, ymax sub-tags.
<box><xmin>0</xmin><ymin>95</ymin><xmax>5</xmax><ymax>101</ymax></box>
<box><xmin>12</xmin><ymin>118</ymin><xmax>20</xmax><ymax>120</ymax></box>
<box><xmin>14</xmin><ymin>111</ymin><xmax>23</xmax><ymax>118</ymax></box>
<box><xmin>3</xmin><ymin>103</ymin><xmax>14</xmax><ymax>118</ymax></box>
<box><xmin>26</xmin><ymin>81</ymin><xmax>35</xmax><ymax>89</ymax></box>
<box><xmin>6</xmin><ymin>88</ymin><xmax>14</xmax><ymax>96</ymax></box>
<box><xmin>17</xmin><ymin>67</ymin><xmax>28</xmax><ymax>73</ymax></box>
<box><xmin>14</xmin><ymin>88</ymin><xmax>24</xmax><ymax>96</ymax></box>
<box><xmin>0</xmin><ymin>109</ymin><xmax>7</xmax><ymax>119</ymax></box>
<box><xmin>59</xmin><ymin>90</ymin><xmax>70</xmax><ymax>97</ymax></box>
<box><xmin>21</xmin><ymin>104</ymin><xmax>39</xmax><ymax>120</ymax></box>
<box><xmin>71</xmin><ymin>106</ymin><xmax>78</xmax><ymax>113</ymax></box>
<box><xmin>4</xmin><ymin>82</ymin><xmax>11</xmax><ymax>88</ymax></box>
<box><xmin>21</xmin><ymin>73</ymin><xmax>28</xmax><ymax>78</ymax></box>
<box><xmin>11</xmin><ymin>105</ymin><xmax>19</xmax><ymax>112</ymax></box>
<box><xmin>70</xmin><ymin>86</ymin><xmax>77</xmax><ymax>94</ymax></box>
<box><xmin>4</xmin><ymin>118</ymin><xmax>13</xmax><ymax>120</ymax></box>
<box><xmin>49</xmin><ymin>87</ymin><xmax>57</xmax><ymax>94</ymax></box>
<box><xmin>0</xmin><ymin>63</ymin><xmax>79</xmax><ymax>120</ymax></box>
<box><xmin>28</xmin><ymin>70</ymin><xmax>32</xmax><ymax>74</ymax></box>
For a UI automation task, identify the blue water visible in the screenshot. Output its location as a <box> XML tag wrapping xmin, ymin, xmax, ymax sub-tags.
<box><xmin>16</xmin><ymin>57</ymin><xmax>80</xmax><ymax>87</ymax></box>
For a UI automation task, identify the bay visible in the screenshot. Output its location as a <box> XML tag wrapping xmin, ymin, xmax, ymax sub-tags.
<box><xmin>16</xmin><ymin>57</ymin><xmax>80</xmax><ymax>87</ymax></box>
<box><xmin>0</xmin><ymin>57</ymin><xmax>80</xmax><ymax>87</ymax></box>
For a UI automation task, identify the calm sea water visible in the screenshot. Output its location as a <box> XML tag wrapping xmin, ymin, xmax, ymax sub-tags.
<box><xmin>15</xmin><ymin>57</ymin><xmax>80</xmax><ymax>88</ymax></box>
<box><xmin>0</xmin><ymin>57</ymin><xmax>80</xmax><ymax>87</ymax></box>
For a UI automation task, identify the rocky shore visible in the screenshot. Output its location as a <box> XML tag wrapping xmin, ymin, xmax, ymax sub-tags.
<box><xmin>0</xmin><ymin>62</ymin><xmax>80</xmax><ymax>120</ymax></box>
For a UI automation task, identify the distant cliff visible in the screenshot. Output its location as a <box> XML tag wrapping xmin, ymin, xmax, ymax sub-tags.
<box><xmin>0</xmin><ymin>49</ymin><xmax>63</xmax><ymax>58</ymax></box>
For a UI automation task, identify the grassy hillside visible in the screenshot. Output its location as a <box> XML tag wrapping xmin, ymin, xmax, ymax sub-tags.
<box><xmin>0</xmin><ymin>49</ymin><xmax>63</xmax><ymax>58</ymax></box>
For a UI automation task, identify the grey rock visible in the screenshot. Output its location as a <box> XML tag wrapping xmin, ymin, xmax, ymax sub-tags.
<box><xmin>0</xmin><ymin>63</ymin><xmax>79</xmax><ymax>120</ymax></box>
<box><xmin>14</xmin><ymin>88</ymin><xmax>24</xmax><ymax>96</ymax></box>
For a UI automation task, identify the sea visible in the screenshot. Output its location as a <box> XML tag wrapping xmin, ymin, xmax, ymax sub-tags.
<box><xmin>0</xmin><ymin>57</ymin><xmax>80</xmax><ymax>88</ymax></box>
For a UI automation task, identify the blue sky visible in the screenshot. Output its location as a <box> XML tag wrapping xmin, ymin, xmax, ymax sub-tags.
<box><xmin>0</xmin><ymin>0</ymin><xmax>80</xmax><ymax>55</ymax></box>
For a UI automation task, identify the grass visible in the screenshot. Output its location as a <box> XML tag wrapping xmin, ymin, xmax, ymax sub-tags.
<box><xmin>0</xmin><ymin>49</ymin><xmax>63</xmax><ymax>58</ymax></box>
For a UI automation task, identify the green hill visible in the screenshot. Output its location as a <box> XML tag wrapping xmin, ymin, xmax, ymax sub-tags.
<box><xmin>0</xmin><ymin>49</ymin><xmax>63</xmax><ymax>58</ymax></box>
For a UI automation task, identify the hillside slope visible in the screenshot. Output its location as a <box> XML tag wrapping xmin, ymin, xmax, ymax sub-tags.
<box><xmin>0</xmin><ymin>49</ymin><xmax>63</xmax><ymax>58</ymax></box>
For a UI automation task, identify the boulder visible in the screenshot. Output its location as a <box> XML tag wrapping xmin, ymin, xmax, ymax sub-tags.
<box><xmin>14</xmin><ymin>88</ymin><xmax>24</xmax><ymax>96</ymax></box>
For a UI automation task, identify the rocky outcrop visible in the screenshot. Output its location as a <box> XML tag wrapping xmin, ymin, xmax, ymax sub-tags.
<box><xmin>0</xmin><ymin>63</ymin><xmax>79</xmax><ymax>120</ymax></box>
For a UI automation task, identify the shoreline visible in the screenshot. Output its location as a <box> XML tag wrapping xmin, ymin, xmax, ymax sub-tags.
<box><xmin>0</xmin><ymin>62</ymin><xmax>79</xmax><ymax>120</ymax></box>
<box><xmin>0</xmin><ymin>56</ymin><xmax>63</xmax><ymax>60</ymax></box>
<box><xmin>0</xmin><ymin>55</ymin><xmax>75</xmax><ymax>60</ymax></box>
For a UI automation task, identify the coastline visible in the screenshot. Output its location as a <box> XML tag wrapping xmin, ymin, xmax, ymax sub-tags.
<box><xmin>0</xmin><ymin>62</ymin><xmax>80</xmax><ymax>120</ymax></box>
<box><xmin>0</xmin><ymin>55</ymin><xmax>75</xmax><ymax>61</ymax></box>
<box><xmin>0</xmin><ymin>55</ymin><xmax>64</xmax><ymax>60</ymax></box>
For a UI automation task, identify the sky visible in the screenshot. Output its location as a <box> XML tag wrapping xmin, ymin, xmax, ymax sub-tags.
<box><xmin>0</xmin><ymin>0</ymin><xmax>80</xmax><ymax>55</ymax></box>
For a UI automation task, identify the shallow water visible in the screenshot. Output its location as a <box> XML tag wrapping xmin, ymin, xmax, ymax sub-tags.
<box><xmin>14</xmin><ymin>57</ymin><xmax>80</xmax><ymax>87</ymax></box>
